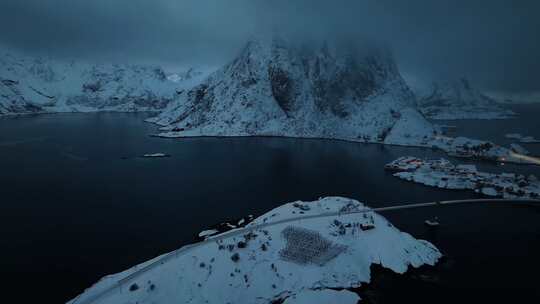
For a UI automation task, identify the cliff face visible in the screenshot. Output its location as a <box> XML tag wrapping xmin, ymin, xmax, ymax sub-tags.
<box><xmin>0</xmin><ymin>50</ymin><xmax>177</xmax><ymax>115</ymax></box>
<box><xmin>151</xmin><ymin>38</ymin><xmax>433</xmax><ymax>144</ymax></box>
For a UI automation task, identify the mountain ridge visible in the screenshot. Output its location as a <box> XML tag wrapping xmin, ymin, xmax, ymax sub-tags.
<box><xmin>0</xmin><ymin>49</ymin><xmax>179</xmax><ymax>115</ymax></box>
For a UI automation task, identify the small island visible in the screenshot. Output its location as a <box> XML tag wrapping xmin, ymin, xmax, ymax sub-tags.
<box><xmin>141</xmin><ymin>153</ymin><xmax>171</xmax><ymax>158</ymax></box>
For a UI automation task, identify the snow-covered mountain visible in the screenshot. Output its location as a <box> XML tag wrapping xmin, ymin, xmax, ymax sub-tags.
<box><xmin>149</xmin><ymin>38</ymin><xmax>435</xmax><ymax>145</ymax></box>
<box><xmin>0</xmin><ymin>50</ymin><xmax>179</xmax><ymax>115</ymax></box>
<box><xmin>416</xmin><ymin>78</ymin><xmax>514</xmax><ymax>120</ymax></box>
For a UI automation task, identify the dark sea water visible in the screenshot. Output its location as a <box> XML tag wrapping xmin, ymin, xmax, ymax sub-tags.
<box><xmin>0</xmin><ymin>108</ymin><xmax>539</xmax><ymax>303</ymax></box>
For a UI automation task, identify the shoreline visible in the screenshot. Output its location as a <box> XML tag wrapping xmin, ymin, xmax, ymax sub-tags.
<box><xmin>2</xmin><ymin>110</ymin><xmax>537</xmax><ymax>167</ymax></box>
<box><xmin>148</xmin><ymin>132</ymin><xmax>540</xmax><ymax>167</ymax></box>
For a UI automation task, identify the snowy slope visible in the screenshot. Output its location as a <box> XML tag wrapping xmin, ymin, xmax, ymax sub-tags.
<box><xmin>0</xmin><ymin>49</ymin><xmax>181</xmax><ymax>115</ymax></box>
<box><xmin>416</xmin><ymin>78</ymin><xmax>514</xmax><ymax>120</ymax></box>
<box><xmin>150</xmin><ymin>38</ymin><xmax>435</xmax><ymax>146</ymax></box>
<box><xmin>68</xmin><ymin>197</ymin><xmax>441</xmax><ymax>304</ymax></box>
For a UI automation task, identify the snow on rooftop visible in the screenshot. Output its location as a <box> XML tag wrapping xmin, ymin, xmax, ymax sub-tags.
<box><xmin>388</xmin><ymin>157</ymin><xmax>540</xmax><ymax>199</ymax></box>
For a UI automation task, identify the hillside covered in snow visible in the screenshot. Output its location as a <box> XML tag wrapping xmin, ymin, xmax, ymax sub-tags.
<box><xmin>68</xmin><ymin>197</ymin><xmax>441</xmax><ymax>304</ymax></box>
<box><xmin>416</xmin><ymin>78</ymin><xmax>514</xmax><ymax>120</ymax></box>
<box><xmin>0</xmin><ymin>49</ymin><xmax>180</xmax><ymax>115</ymax></box>
<box><xmin>149</xmin><ymin>38</ymin><xmax>436</xmax><ymax>146</ymax></box>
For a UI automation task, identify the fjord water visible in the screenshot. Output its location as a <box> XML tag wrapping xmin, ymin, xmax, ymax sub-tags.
<box><xmin>0</xmin><ymin>106</ymin><xmax>539</xmax><ymax>303</ymax></box>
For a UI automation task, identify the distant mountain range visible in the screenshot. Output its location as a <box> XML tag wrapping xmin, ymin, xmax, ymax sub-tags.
<box><xmin>414</xmin><ymin>78</ymin><xmax>515</xmax><ymax>120</ymax></box>
<box><xmin>149</xmin><ymin>37</ymin><xmax>435</xmax><ymax>145</ymax></box>
<box><xmin>0</xmin><ymin>50</ymin><xmax>179</xmax><ymax>115</ymax></box>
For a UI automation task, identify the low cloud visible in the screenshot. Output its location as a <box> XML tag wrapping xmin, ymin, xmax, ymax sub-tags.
<box><xmin>1</xmin><ymin>0</ymin><xmax>538</xmax><ymax>92</ymax></box>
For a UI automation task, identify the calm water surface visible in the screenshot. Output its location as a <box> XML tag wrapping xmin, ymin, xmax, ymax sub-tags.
<box><xmin>0</xmin><ymin>108</ymin><xmax>539</xmax><ymax>303</ymax></box>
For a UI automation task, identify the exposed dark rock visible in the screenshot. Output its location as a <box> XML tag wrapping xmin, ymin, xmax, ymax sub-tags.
<box><xmin>82</xmin><ymin>82</ymin><xmax>103</xmax><ymax>93</ymax></box>
<box><xmin>269</xmin><ymin>67</ymin><xmax>294</xmax><ymax>114</ymax></box>
<box><xmin>1</xmin><ymin>79</ymin><xmax>18</xmax><ymax>86</ymax></box>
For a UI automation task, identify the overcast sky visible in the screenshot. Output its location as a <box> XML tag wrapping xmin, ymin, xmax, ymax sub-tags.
<box><xmin>0</xmin><ymin>0</ymin><xmax>538</xmax><ymax>92</ymax></box>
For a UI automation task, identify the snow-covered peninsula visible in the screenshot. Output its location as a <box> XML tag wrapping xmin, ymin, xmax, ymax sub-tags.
<box><xmin>68</xmin><ymin>197</ymin><xmax>441</xmax><ymax>304</ymax></box>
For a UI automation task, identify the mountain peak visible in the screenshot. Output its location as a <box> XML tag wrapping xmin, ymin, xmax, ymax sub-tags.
<box><xmin>152</xmin><ymin>37</ymin><xmax>428</xmax><ymax>144</ymax></box>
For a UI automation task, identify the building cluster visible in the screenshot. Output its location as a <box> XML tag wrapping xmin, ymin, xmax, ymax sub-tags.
<box><xmin>386</xmin><ymin>156</ymin><xmax>540</xmax><ymax>199</ymax></box>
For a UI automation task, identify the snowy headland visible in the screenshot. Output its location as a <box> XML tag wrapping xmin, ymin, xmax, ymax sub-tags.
<box><xmin>68</xmin><ymin>197</ymin><xmax>441</xmax><ymax>304</ymax></box>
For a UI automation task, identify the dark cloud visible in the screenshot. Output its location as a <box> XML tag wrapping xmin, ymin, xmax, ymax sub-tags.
<box><xmin>0</xmin><ymin>0</ymin><xmax>538</xmax><ymax>92</ymax></box>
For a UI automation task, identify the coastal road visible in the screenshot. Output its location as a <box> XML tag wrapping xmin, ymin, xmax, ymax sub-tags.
<box><xmin>71</xmin><ymin>198</ymin><xmax>539</xmax><ymax>304</ymax></box>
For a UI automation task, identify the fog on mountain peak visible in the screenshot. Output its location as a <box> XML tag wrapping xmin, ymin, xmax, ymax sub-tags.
<box><xmin>0</xmin><ymin>0</ymin><xmax>539</xmax><ymax>93</ymax></box>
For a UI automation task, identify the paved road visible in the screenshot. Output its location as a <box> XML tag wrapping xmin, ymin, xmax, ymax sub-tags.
<box><xmin>71</xmin><ymin>198</ymin><xmax>539</xmax><ymax>304</ymax></box>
